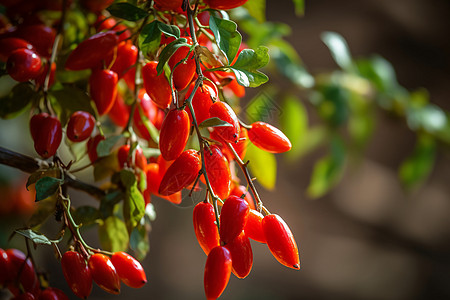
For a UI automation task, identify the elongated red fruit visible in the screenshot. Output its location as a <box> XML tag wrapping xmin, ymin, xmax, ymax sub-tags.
<box><xmin>244</xmin><ymin>209</ymin><xmax>266</xmax><ymax>243</ymax></box>
<box><xmin>89</xmin><ymin>69</ymin><xmax>118</xmax><ymax>116</ymax></box>
<box><xmin>205</xmin><ymin>0</ymin><xmax>248</xmax><ymax>10</ymax></box>
<box><xmin>204</xmin><ymin>145</ymin><xmax>231</xmax><ymax>200</ymax></box>
<box><xmin>133</xmin><ymin>90</ymin><xmax>165</xmax><ymax>140</ymax></box>
<box><xmin>209</xmin><ymin>101</ymin><xmax>240</xmax><ymax>143</ymax></box>
<box><xmin>7</xmin><ymin>249</ymin><xmax>39</xmax><ymax>296</ymax></box>
<box><xmin>159</xmin><ymin>108</ymin><xmax>190</xmax><ymax>161</ymax></box>
<box><xmin>262</xmin><ymin>214</ymin><xmax>300</xmax><ymax>270</ymax></box>
<box><xmin>158</xmin><ymin>149</ymin><xmax>201</xmax><ymax>196</ymax></box>
<box><xmin>145</xmin><ymin>163</ymin><xmax>182</xmax><ymax>204</ymax></box>
<box><xmin>229</xmin><ymin>184</ymin><xmax>255</xmax><ymax>210</ymax></box>
<box><xmin>39</xmin><ymin>287</ymin><xmax>69</xmax><ymax>300</ymax></box>
<box><xmin>185</xmin><ymin>81</ymin><xmax>217</xmax><ymax>125</ymax></box>
<box><xmin>30</xmin><ymin>113</ymin><xmax>62</xmax><ymax>159</ymax></box>
<box><xmin>248</xmin><ymin>121</ymin><xmax>291</xmax><ymax>153</ymax></box>
<box><xmin>66</xmin><ymin>111</ymin><xmax>95</xmax><ymax>142</ymax></box>
<box><xmin>61</xmin><ymin>251</ymin><xmax>92</xmax><ymax>299</ymax></box>
<box><xmin>88</xmin><ymin>253</ymin><xmax>120</xmax><ymax>294</ymax></box>
<box><xmin>193</xmin><ymin>202</ymin><xmax>220</xmax><ymax>255</ymax></box>
<box><xmin>6</xmin><ymin>48</ymin><xmax>42</xmax><ymax>82</ymax></box>
<box><xmin>224</xmin><ymin>231</ymin><xmax>253</xmax><ymax>278</ymax></box>
<box><xmin>11</xmin><ymin>292</ymin><xmax>35</xmax><ymax>300</ymax></box>
<box><xmin>110</xmin><ymin>252</ymin><xmax>147</xmax><ymax>289</ymax></box>
<box><xmin>168</xmin><ymin>37</ymin><xmax>195</xmax><ymax>91</ymax></box>
<box><xmin>0</xmin><ymin>37</ymin><xmax>34</xmax><ymax>62</ymax></box>
<box><xmin>87</xmin><ymin>134</ymin><xmax>105</xmax><ymax>163</ymax></box>
<box><xmin>65</xmin><ymin>31</ymin><xmax>118</xmax><ymax>70</ymax></box>
<box><xmin>110</xmin><ymin>41</ymin><xmax>138</xmax><ymax>78</ymax></box>
<box><xmin>118</xmin><ymin>145</ymin><xmax>147</xmax><ymax>171</ymax></box>
<box><xmin>142</xmin><ymin>61</ymin><xmax>172</xmax><ymax>109</ymax></box>
<box><xmin>108</xmin><ymin>93</ymin><xmax>130</xmax><ymax>128</ymax></box>
<box><xmin>219</xmin><ymin>195</ymin><xmax>249</xmax><ymax>244</ymax></box>
<box><xmin>204</xmin><ymin>246</ymin><xmax>232</xmax><ymax>300</ymax></box>
<box><xmin>0</xmin><ymin>248</ymin><xmax>9</xmax><ymax>285</ymax></box>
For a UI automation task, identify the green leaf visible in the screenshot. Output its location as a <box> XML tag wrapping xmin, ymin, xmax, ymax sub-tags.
<box><xmin>138</xmin><ymin>105</ymin><xmax>160</xmax><ymax>144</ymax></box>
<box><xmin>230</xmin><ymin>46</ymin><xmax>269</xmax><ymax>87</ymax></box>
<box><xmin>399</xmin><ymin>134</ymin><xmax>436</xmax><ymax>189</ymax></box>
<box><xmin>243</xmin><ymin>0</ymin><xmax>266</xmax><ymax>23</ymax></box>
<box><xmin>356</xmin><ymin>55</ymin><xmax>399</xmax><ymax>93</ymax></box>
<box><xmin>121</xmin><ymin>170</ymin><xmax>145</xmax><ymax>232</ymax></box>
<box><xmin>15</xmin><ymin>229</ymin><xmax>52</xmax><ymax>245</ymax></box>
<box><xmin>307</xmin><ymin>136</ymin><xmax>346</xmax><ymax>198</ymax></box>
<box><xmin>93</xmin><ymin>153</ymin><xmax>119</xmax><ymax>181</ymax></box>
<box><xmin>209</xmin><ymin>15</ymin><xmax>242</xmax><ymax>64</ymax></box>
<box><xmin>156</xmin><ymin>38</ymin><xmax>189</xmax><ymax>75</ymax></box>
<box><xmin>292</xmin><ymin>0</ymin><xmax>305</xmax><ymax>16</ymax></box>
<box><xmin>243</xmin><ymin>87</ymin><xmax>279</xmax><ymax>123</ymax></box>
<box><xmin>97</xmin><ymin>135</ymin><xmax>123</xmax><ymax>158</ymax></box>
<box><xmin>50</xmin><ymin>85</ymin><xmax>95</xmax><ymax>126</ymax></box>
<box><xmin>99</xmin><ymin>216</ymin><xmax>129</xmax><ymax>252</ymax></box>
<box><xmin>27</xmin><ymin>169</ymin><xmax>61</xmax><ymax>189</ymax></box>
<box><xmin>158</xmin><ymin>22</ymin><xmax>181</xmax><ymax>39</ymax></box>
<box><xmin>107</xmin><ymin>2</ymin><xmax>149</xmax><ymax>21</ymax></box>
<box><xmin>73</xmin><ymin>206</ymin><xmax>100</xmax><ymax>227</ymax></box>
<box><xmin>199</xmin><ymin>117</ymin><xmax>232</xmax><ymax>129</ymax></box>
<box><xmin>0</xmin><ymin>82</ymin><xmax>36</xmax><ymax>119</ymax></box>
<box><xmin>245</xmin><ymin>143</ymin><xmax>276</xmax><ymax>190</ymax></box>
<box><xmin>35</xmin><ymin>177</ymin><xmax>63</xmax><ymax>202</ymax></box>
<box><xmin>139</xmin><ymin>21</ymin><xmax>161</xmax><ymax>56</ymax></box>
<box><xmin>130</xmin><ymin>224</ymin><xmax>150</xmax><ymax>260</ymax></box>
<box><xmin>321</xmin><ymin>31</ymin><xmax>354</xmax><ymax>72</ymax></box>
<box><xmin>99</xmin><ymin>190</ymin><xmax>123</xmax><ymax>219</ymax></box>
<box><xmin>280</xmin><ymin>96</ymin><xmax>308</xmax><ymax>158</ymax></box>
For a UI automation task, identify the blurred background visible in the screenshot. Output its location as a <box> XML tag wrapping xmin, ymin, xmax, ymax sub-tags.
<box><xmin>2</xmin><ymin>0</ymin><xmax>450</xmax><ymax>299</ymax></box>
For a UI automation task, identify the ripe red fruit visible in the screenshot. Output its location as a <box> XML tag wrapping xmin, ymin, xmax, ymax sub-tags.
<box><xmin>142</xmin><ymin>61</ymin><xmax>172</xmax><ymax>109</ymax></box>
<box><xmin>262</xmin><ymin>214</ymin><xmax>300</xmax><ymax>270</ymax></box>
<box><xmin>244</xmin><ymin>209</ymin><xmax>266</xmax><ymax>243</ymax></box>
<box><xmin>89</xmin><ymin>69</ymin><xmax>118</xmax><ymax>116</ymax></box>
<box><xmin>205</xmin><ymin>0</ymin><xmax>248</xmax><ymax>10</ymax></box>
<box><xmin>110</xmin><ymin>252</ymin><xmax>147</xmax><ymax>289</ymax></box>
<box><xmin>204</xmin><ymin>145</ymin><xmax>231</xmax><ymax>200</ymax></box>
<box><xmin>209</xmin><ymin>126</ymin><xmax>248</xmax><ymax>161</ymax></box>
<box><xmin>158</xmin><ymin>149</ymin><xmax>201</xmax><ymax>196</ymax></box>
<box><xmin>66</xmin><ymin>111</ymin><xmax>95</xmax><ymax>142</ymax></box>
<box><xmin>0</xmin><ymin>248</ymin><xmax>10</xmax><ymax>285</ymax></box>
<box><xmin>87</xmin><ymin>134</ymin><xmax>105</xmax><ymax>163</ymax></box>
<box><xmin>11</xmin><ymin>292</ymin><xmax>35</xmax><ymax>300</ymax></box>
<box><xmin>110</xmin><ymin>42</ymin><xmax>138</xmax><ymax>78</ymax></box>
<box><xmin>81</xmin><ymin>0</ymin><xmax>114</xmax><ymax>12</ymax></box>
<box><xmin>159</xmin><ymin>108</ymin><xmax>190</xmax><ymax>161</ymax></box>
<box><xmin>219</xmin><ymin>195</ymin><xmax>250</xmax><ymax>244</ymax></box>
<box><xmin>6</xmin><ymin>48</ymin><xmax>41</xmax><ymax>82</ymax></box>
<box><xmin>108</xmin><ymin>93</ymin><xmax>130</xmax><ymax>128</ymax></box>
<box><xmin>145</xmin><ymin>163</ymin><xmax>182</xmax><ymax>204</ymax></box>
<box><xmin>16</xmin><ymin>24</ymin><xmax>56</xmax><ymax>58</ymax></box>
<box><xmin>65</xmin><ymin>31</ymin><xmax>119</xmax><ymax>71</ymax></box>
<box><xmin>185</xmin><ymin>81</ymin><xmax>217</xmax><ymax>125</ymax></box>
<box><xmin>30</xmin><ymin>113</ymin><xmax>62</xmax><ymax>159</ymax></box>
<box><xmin>248</xmin><ymin>121</ymin><xmax>292</xmax><ymax>153</ymax></box>
<box><xmin>193</xmin><ymin>202</ymin><xmax>220</xmax><ymax>255</ymax></box>
<box><xmin>0</xmin><ymin>37</ymin><xmax>34</xmax><ymax>61</ymax></box>
<box><xmin>118</xmin><ymin>145</ymin><xmax>147</xmax><ymax>171</ymax></box>
<box><xmin>230</xmin><ymin>184</ymin><xmax>255</xmax><ymax>210</ymax></box>
<box><xmin>39</xmin><ymin>287</ymin><xmax>69</xmax><ymax>300</ymax></box>
<box><xmin>132</xmin><ymin>90</ymin><xmax>165</xmax><ymax>140</ymax></box>
<box><xmin>7</xmin><ymin>249</ymin><xmax>39</xmax><ymax>296</ymax></box>
<box><xmin>168</xmin><ymin>37</ymin><xmax>195</xmax><ymax>91</ymax></box>
<box><xmin>224</xmin><ymin>231</ymin><xmax>253</xmax><ymax>278</ymax></box>
<box><xmin>209</xmin><ymin>101</ymin><xmax>240</xmax><ymax>143</ymax></box>
<box><xmin>153</xmin><ymin>0</ymin><xmax>183</xmax><ymax>12</ymax></box>
<box><xmin>88</xmin><ymin>253</ymin><xmax>120</xmax><ymax>294</ymax></box>
<box><xmin>61</xmin><ymin>251</ymin><xmax>92</xmax><ymax>299</ymax></box>
<box><xmin>204</xmin><ymin>246</ymin><xmax>232</xmax><ymax>300</ymax></box>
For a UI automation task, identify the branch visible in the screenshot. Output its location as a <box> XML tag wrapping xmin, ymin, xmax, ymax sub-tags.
<box><xmin>0</xmin><ymin>147</ymin><xmax>105</xmax><ymax>199</ymax></box>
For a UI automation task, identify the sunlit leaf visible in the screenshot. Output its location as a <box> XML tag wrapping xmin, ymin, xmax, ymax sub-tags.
<box><xmin>292</xmin><ymin>0</ymin><xmax>305</xmax><ymax>16</ymax></box>
<box><xmin>107</xmin><ymin>2</ymin><xmax>149</xmax><ymax>21</ymax></box>
<box><xmin>230</xmin><ymin>46</ymin><xmax>269</xmax><ymax>87</ymax></box>
<box><xmin>209</xmin><ymin>15</ymin><xmax>242</xmax><ymax>64</ymax></box>
<box><xmin>243</xmin><ymin>0</ymin><xmax>266</xmax><ymax>23</ymax></box>
<box><xmin>15</xmin><ymin>229</ymin><xmax>53</xmax><ymax>245</ymax></box>
<box><xmin>321</xmin><ymin>31</ymin><xmax>354</xmax><ymax>72</ymax></box>
<box><xmin>156</xmin><ymin>38</ymin><xmax>189</xmax><ymax>75</ymax></box>
<box><xmin>121</xmin><ymin>170</ymin><xmax>145</xmax><ymax>232</ymax></box>
<box><xmin>35</xmin><ymin>177</ymin><xmax>63</xmax><ymax>202</ymax></box>
<box><xmin>99</xmin><ymin>216</ymin><xmax>129</xmax><ymax>252</ymax></box>
<box><xmin>280</xmin><ymin>95</ymin><xmax>308</xmax><ymax>158</ymax></box>
<box><xmin>0</xmin><ymin>82</ymin><xmax>36</xmax><ymax>119</ymax></box>
<box><xmin>130</xmin><ymin>223</ymin><xmax>150</xmax><ymax>260</ymax></box>
<box><xmin>245</xmin><ymin>143</ymin><xmax>276</xmax><ymax>190</ymax></box>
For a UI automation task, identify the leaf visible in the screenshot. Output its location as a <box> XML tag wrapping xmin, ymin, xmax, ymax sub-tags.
<box><xmin>245</xmin><ymin>143</ymin><xmax>276</xmax><ymax>190</ymax></box>
<box><xmin>307</xmin><ymin>136</ymin><xmax>346</xmax><ymax>198</ymax></box>
<box><xmin>243</xmin><ymin>0</ymin><xmax>266</xmax><ymax>23</ymax></box>
<box><xmin>73</xmin><ymin>206</ymin><xmax>100</xmax><ymax>227</ymax></box>
<box><xmin>50</xmin><ymin>85</ymin><xmax>95</xmax><ymax>126</ymax></box>
<box><xmin>99</xmin><ymin>190</ymin><xmax>123</xmax><ymax>219</ymax></box>
<box><xmin>27</xmin><ymin>169</ymin><xmax>61</xmax><ymax>189</ymax></box>
<box><xmin>121</xmin><ymin>170</ymin><xmax>145</xmax><ymax>232</ymax></box>
<box><xmin>280</xmin><ymin>96</ymin><xmax>308</xmax><ymax>159</ymax></box>
<box><xmin>35</xmin><ymin>177</ymin><xmax>63</xmax><ymax>202</ymax></box>
<box><xmin>209</xmin><ymin>15</ymin><xmax>242</xmax><ymax>64</ymax></box>
<box><xmin>97</xmin><ymin>135</ymin><xmax>123</xmax><ymax>158</ymax></box>
<box><xmin>356</xmin><ymin>55</ymin><xmax>399</xmax><ymax>93</ymax></box>
<box><xmin>157</xmin><ymin>22</ymin><xmax>181</xmax><ymax>39</ymax></box>
<box><xmin>321</xmin><ymin>31</ymin><xmax>354</xmax><ymax>72</ymax></box>
<box><xmin>130</xmin><ymin>224</ymin><xmax>150</xmax><ymax>261</ymax></box>
<box><xmin>15</xmin><ymin>229</ymin><xmax>52</xmax><ymax>245</ymax></box>
<box><xmin>106</xmin><ymin>2</ymin><xmax>149</xmax><ymax>21</ymax></box>
<box><xmin>199</xmin><ymin>117</ymin><xmax>232</xmax><ymax>129</ymax></box>
<box><xmin>99</xmin><ymin>216</ymin><xmax>129</xmax><ymax>252</ymax></box>
<box><xmin>156</xmin><ymin>38</ymin><xmax>189</xmax><ymax>75</ymax></box>
<box><xmin>0</xmin><ymin>82</ymin><xmax>36</xmax><ymax>119</ymax></box>
<box><xmin>27</xmin><ymin>196</ymin><xmax>57</xmax><ymax>229</ymax></box>
<box><xmin>243</xmin><ymin>87</ymin><xmax>279</xmax><ymax>123</ymax></box>
<box><xmin>138</xmin><ymin>105</ymin><xmax>160</xmax><ymax>144</ymax></box>
<box><xmin>94</xmin><ymin>152</ymin><xmax>119</xmax><ymax>181</ymax></box>
<box><xmin>230</xmin><ymin>46</ymin><xmax>269</xmax><ymax>87</ymax></box>
<box><xmin>139</xmin><ymin>21</ymin><xmax>161</xmax><ymax>56</ymax></box>
<box><xmin>399</xmin><ymin>134</ymin><xmax>436</xmax><ymax>189</ymax></box>
<box><xmin>292</xmin><ymin>0</ymin><xmax>305</xmax><ymax>16</ymax></box>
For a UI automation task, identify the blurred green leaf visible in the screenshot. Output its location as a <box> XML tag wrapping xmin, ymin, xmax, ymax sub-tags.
<box><xmin>245</xmin><ymin>143</ymin><xmax>276</xmax><ymax>190</ymax></box>
<box><xmin>94</xmin><ymin>153</ymin><xmax>119</xmax><ymax>181</ymax></box>
<box><xmin>292</xmin><ymin>0</ymin><xmax>305</xmax><ymax>16</ymax></box>
<box><xmin>407</xmin><ymin>104</ymin><xmax>447</xmax><ymax>134</ymax></box>
<box><xmin>209</xmin><ymin>15</ymin><xmax>242</xmax><ymax>64</ymax></box>
<box><xmin>121</xmin><ymin>170</ymin><xmax>145</xmax><ymax>232</ymax></box>
<box><xmin>50</xmin><ymin>85</ymin><xmax>95</xmax><ymax>126</ymax></box>
<box><xmin>399</xmin><ymin>135</ymin><xmax>436</xmax><ymax>189</ymax></box>
<box><xmin>321</xmin><ymin>31</ymin><xmax>354</xmax><ymax>72</ymax></box>
<box><xmin>243</xmin><ymin>0</ymin><xmax>266</xmax><ymax>23</ymax></box>
<box><xmin>27</xmin><ymin>196</ymin><xmax>57</xmax><ymax>229</ymax></box>
<box><xmin>314</xmin><ymin>82</ymin><xmax>350</xmax><ymax>126</ymax></box>
<box><xmin>157</xmin><ymin>38</ymin><xmax>189</xmax><ymax>75</ymax></box>
<box><xmin>35</xmin><ymin>177</ymin><xmax>63</xmax><ymax>202</ymax></box>
<box><xmin>243</xmin><ymin>87</ymin><xmax>278</xmax><ymax>123</ymax></box>
<box><xmin>139</xmin><ymin>21</ymin><xmax>180</xmax><ymax>57</ymax></box>
<box><xmin>97</xmin><ymin>135</ymin><xmax>123</xmax><ymax>158</ymax></box>
<box><xmin>15</xmin><ymin>229</ymin><xmax>52</xmax><ymax>245</ymax></box>
<box><xmin>280</xmin><ymin>95</ymin><xmax>308</xmax><ymax>157</ymax></box>
<box><xmin>73</xmin><ymin>206</ymin><xmax>100</xmax><ymax>227</ymax></box>
<box><xmin>0</xmin><ymin>83</ymin><xmax>36</xmax><ymax>119</ymax></box>
<box><xmin>356</xmin><ymin>55</ymin><xmax>399</xmax><ymax>93</ymax></box>
<box><xmin>107</xmin><ymin>3</ymin><xmax>148</xmax><ymax>21</ymax></box>
<box><xmin>130</xmin><ymin>223</ymin><xmax>150</xmax><ymax>260</ymax></box>
<box><xmin>99</xmin><ymin>190</ymin><xmax>123</xmax><ymax>219</ymax></box>
<box><xmin>230</xmin><ymin>46</ymin><xmax>269</xmax><ymax>87</ymax></box>
<box><xmin>99</xmin><ymin>216</ymin><xmax>129</xmax><ymax>252</ymax></box>
<box><xmin>199</xmin><ymin>117</ymin><xmax>232</xmax><ymax>129</ymax></box>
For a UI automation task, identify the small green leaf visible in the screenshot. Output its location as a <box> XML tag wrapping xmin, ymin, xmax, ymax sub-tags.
<box><xmin>121</xmin><ymin>170</ymin><xmax>145</xmax><ymax>232</ymax></box>
<box><xmin>280</xmin><ymin>96</ymin><xmax>308</xmax><ymax>158</ymax></box>
<box><xmin>130</xmin><ymin>224</ymin><xmax>150</xmax><ymax>261</ymax></box>
<box><xmin>139</xmin><ymin>21</ymin><xmax>162</xmax><ymax>56</ymax></box>
<box><xmin>97</xmin><ymin>135</ymin><xmax>123</xmax><ymax>158</ymax></box>
<box><xmin>199</xmin><ymin>117</ymin><xmax>232</xmax><ymax>129</ymax></box>
<box><xmin>230</xmin><ymin>46</ymin><xmax>269</xmax><ymax>87</ymax></box>
<box><xmin>0</xmin><ymin>82</ymin><xmax>36</xmax><ymax>119</ymax></box>
<box><xmin>245</xmin><ymin>143</ymin><xmax>276</xmax><ymax>190</ymax></box>
<box><xmin>321</xmin><ymin>31</ymin><xmax>354</xmax><ymax>72</ymax></box>
<box><xmin>15</xmin><ymin>229</ymin><xmax>52</xmax><ymax>245</ymax></box>
<box><xmin>156</xmin><ymin>38</ymin><xmax>189</xmax><ymax>75</ymax></box>
<box><xmin>73</xmin><ymin>206</ymin><xmax>100</xmax><ymax>227</ymax></box>
<box><xmin>107</xmin><ymin>2</ymin><xmax>149</xmax><ymax>21</ymax></box>
<box><xmin>50</xmin><ymin>85</ymin><xmax>95</xmax><ymax>126</ymax></box>
<box><xmin>35</xmin><ymin>177</ymin><xmax>63</xmax><ymax>202</ymax></box>
<box><xmin>356</xmin><ymin>55</ymin><xmax>399</xmax><ymax>93</ymax></box>
<box><xmin>292</xmin><ymin>0</ymin><xmax>305</xmax><ymax>16</ymax></box>
<box><xmin>27</xmin><ymin>169</ymin><xmax>61</xmax><ymax>189</ymax></box>
<box><xmin>93</xmin><ymin>153</ymin><xmax>119</xmax><ymax>181</ymax></box>
<box><xmin>209</xmin><ymin>15</ymin><xmax>242</xmax><ymax>64</ymax></box>
<box><xmin>243</xmin><ymin>0</ymin><xmax>266</xmax><ymax>23</ymax></box>
<box><xmin>158</xmin><ymin>22</ymin><xmax>181</xmax><ymax>39</ymax></box>
<box><xmin>99</xmin><ymin>216</ymin><xmax>129</xmax><ymax>252</ymax></box>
